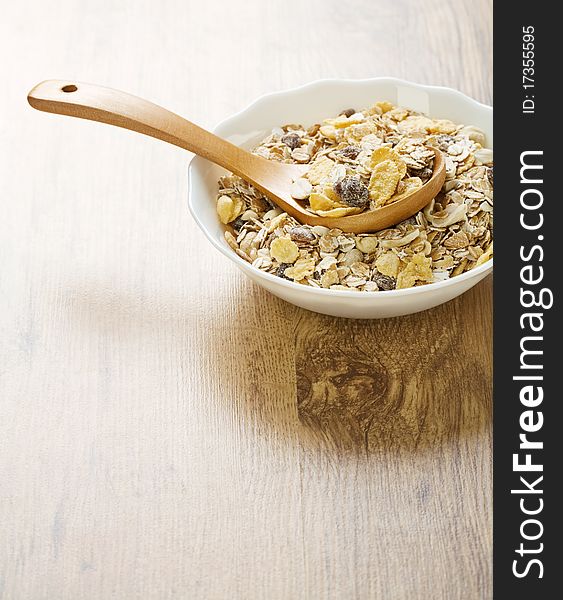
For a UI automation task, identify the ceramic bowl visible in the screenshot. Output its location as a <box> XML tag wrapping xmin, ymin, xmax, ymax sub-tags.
<box><xmin>187</xmin><ymin>78</ymin><xmax>492</xmax><ymax>318</ymax></box>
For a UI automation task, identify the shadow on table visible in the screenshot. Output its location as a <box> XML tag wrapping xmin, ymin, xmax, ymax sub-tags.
<box><xmin>65</xmin><ymin>275</ymin><xmax>492</xmax><ymax>457</ymax></box>
<box><xmin>201</xmin><ymin>276</ymin><xmax>493</xmax><ymax>457</ymax></box>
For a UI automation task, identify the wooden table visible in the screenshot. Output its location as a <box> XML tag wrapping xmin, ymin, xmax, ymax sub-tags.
<box><xmin>0</xmin><ymin>1</ymin><xmax>492</xmax><ymax>598</ymax></box>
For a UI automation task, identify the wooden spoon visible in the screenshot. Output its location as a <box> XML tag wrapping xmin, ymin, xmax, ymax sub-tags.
<box><xmin>28</xmin><ymin>80</ymin><xmax>445</xmax><ymax>233</ymax></box>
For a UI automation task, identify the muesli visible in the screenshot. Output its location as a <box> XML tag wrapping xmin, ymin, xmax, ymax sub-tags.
<box><xmin>216</xmin><ymin>101</ymin><xmax>493</xmax><ymax>291</ymax></box>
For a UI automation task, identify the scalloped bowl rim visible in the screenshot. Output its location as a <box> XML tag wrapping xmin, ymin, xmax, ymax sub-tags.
<box><xmin>187</xmin><ymin>77</ymin><xmax>492</xmax><ymax>300</ymax></box>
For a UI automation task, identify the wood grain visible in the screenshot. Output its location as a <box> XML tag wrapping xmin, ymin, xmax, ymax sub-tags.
<box><xmin>0</xmin><ymin>0</ymin><xmax>492</xmax><ymax>598</ymax></box>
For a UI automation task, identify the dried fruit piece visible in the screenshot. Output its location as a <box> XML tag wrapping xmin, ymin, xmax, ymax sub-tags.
<box><xmin>338</xmin><ymin>145</ymin><xmax>361</xmax><ymax>160</ymax></box>
<box><xmin>281</xmin><ymin>132</ymin><xmax>301</xmax><ymax>149</ymax></box>
<box><xmin>368</xmin><ymin>160</ymin><xmax>402</xmax><ymax>206</ymax></box>
<box><xmin>276</xmin><ymin>263</ymin><xmax>291</xmax><ymax>279</ymax></box>
<box><xmin>409</xmin><ymin>165</ymin><xmax>432</xmax><ymax>180</ymax></box>
<box><xmin>289</xmin><ymin>227</ymin><xmax>316</xmax><ymax>244</ymax></box>
<box><xmin>433</xmin><ymin>134</ymin><xmax>456</xmax><ymax>152</ymax></box>
<box><xmin>339</xmin><ymin>108</ymin><xmax>356</xmax><ymax>118</ymax></box>
<box><xmin>270</xmin><ymin>237</ymin><xmax>299</xmax><ymax>263</ymax></box>
<box><xmin>487</xmin><ymin>166</ymin><xmax>494</xmax><ymax>186</ymax></box>
<box><xmin>334</xmin><ymin>176</ymin><xmax>370</xmax><ymax>207</ymax></box>
<box><xmin>372</xmin><ymin>272</ymin><xmax>396</xmax><ymax>290</ymax></box>
<box><xmin>231</xmin><ymin>216</ymin><xmax>246</xmax><ymax>231</ymax></box>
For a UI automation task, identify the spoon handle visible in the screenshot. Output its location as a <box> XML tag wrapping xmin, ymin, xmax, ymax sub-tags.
<box><xmin>27</xmin><ymin>80</ymin><xmax>266</xmax><ymax>181</ymax></box>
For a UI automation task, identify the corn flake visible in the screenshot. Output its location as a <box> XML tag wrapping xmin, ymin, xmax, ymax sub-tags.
<box><xmin>270</xmin><ymin>237</ymin><xmax>299</xmax><ymax>263</ymax></box>
<box><xmin>285</xmin><ymin>257</ymin><xmax>316</xmax><ymax>281</ymax></box>
<box><xmin>386</xmin><ymin>177</ymin><xmax>423</xmax><ymax>205</ymax></box>
<box><xmin>369</xmin><ymin>146</ymin><xmax>407</xmax><ymax>178</ymax></box>
<box><xmin>313</xmin><ymin>206</ymin><xmax>362</xmax><ymax>218</ymax></box>
<box><xmin>375</xmin><ymin>252</ymin><xmax>400</xmax><ymax>278</ymax></box>
<box><xmin>306</xmin><ymin>156</ymin><xmax>336</xmax><ymax>185</ymax></box>
<box><xmin>309</xmin><ymin>192</ymin><xmax>338</xmax><ymax>212</ymax></box>
<box><xmin>368</xmin><ymin>160</ymin><xmax>402</xmax><ymax>206</ymax></box>
<box><xmin>396</xmin><ymin>254</ymin><xmax>433</xmax><ymax>289</ymax></box>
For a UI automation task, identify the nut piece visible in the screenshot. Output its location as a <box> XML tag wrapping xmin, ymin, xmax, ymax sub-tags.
<box><xmin>290</xmin><ymin>178</ymin><xmax>313</xmax><ymax>200</ymax></box>
<box><xmin>270</xmin><ymin>237</ymin><xmax>299</xmax><ymax>263</ymax></box>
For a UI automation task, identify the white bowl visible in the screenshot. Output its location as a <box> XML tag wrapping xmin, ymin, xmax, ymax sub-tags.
<box><xmin>188</xmin><ymin>78</ymin><xmax>493</xmax><ymax>319</ymax></box>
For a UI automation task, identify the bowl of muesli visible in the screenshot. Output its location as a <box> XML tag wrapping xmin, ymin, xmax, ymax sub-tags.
<box><xmin>188</xmin><ymin>78</ymin><xmax>492</xmax><ymax>318</ymax></box>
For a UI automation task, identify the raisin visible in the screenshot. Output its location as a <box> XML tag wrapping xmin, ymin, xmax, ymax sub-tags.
<box><xmin>409</xmin><ymin>166</ymin><xmax>432</xmax><ymax>180</ymax></box>
<box><xmin>276</xmin><ymin>263</ymin><xmax>291</xmax><ymax>279</ymax></box>
<box><xmin>281</xmin><ymin>132</ymin><xmax>301</xmax><ymax>150</ymax></box>
<box><xmin>339</xmin><ymin>108</ymin><xmax>356</xmax><ymax>118</ymax></box>
<box><xmin>231</xmin><ymin>217</ymin><xmax>246</xmax><ymax>231</ymax></box>
<box><xmin>373</xmin><ymin>272</ymin><xmax>396</xmax><ymax>291</ymax></box>
<box><xmin>334</xmin><ymin>176</ymin><xmax>370</xmax><ymax>208</ymax></box>
<box><xmin>289</xmin><ymin>226</ymin><xmax>316</xmax><ymax>244</ymax></box>
<box><xmin>487</xmin><ymin>166</ymin><xmax>494</xmax><ymax>186</ymax></box>
<box><xmin>262</xmin><ymin>196</ymin><xmax>276</xmax><ymax>211</ymax></box>
<box><xmin>338</xmin><ymin>145</ymin><xmax>361</xmax><ymax>160</ymax></box>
